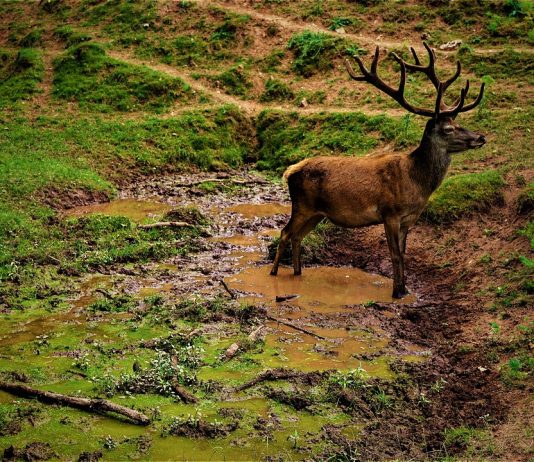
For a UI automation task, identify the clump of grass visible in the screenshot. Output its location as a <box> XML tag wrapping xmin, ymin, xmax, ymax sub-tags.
<box><xmin>260</xmin><ymin>78</ymin><xmax>294</xmax><ymax>102</ymax></box>
<box><xmin>89</xmin><ymin>293</ymin><xmax>136</xmax><ymax>312</ymax></box>
<box><xmin>53</xmin><ymin>25</ymin><xmax>91</xmax><ymax>47</ymax></box>
<box><xmin>210</xmin><ymin>13</ymin><xmax>250</xmax><ymax>46</ymax></box>
<box><xmin>255</xmin><ymin>110</ymin><xmax>420</xmax><ymax>173</ymax></box>
<box><xmin>0</xmin><ymin>48</ymin><xmax>44</xmax><ymax>107</ymax></box>
<box><xmin>163</xmin><ymin>206</ymin><xmax>210</xmax><ymax>226</ymax></box>
<box><xmin>422</xmin><ymin>170</ymin><xmax>505</xmax><ymax>223</ymax></box>
<box><xmin>287</xmin><ymin>31</ymin><xmax>340</xmax><ymax>76</ymax></box>
<box><xmin>19</xmin><ymin>29</ymin><xmax>43</xmax><ymax>47</ymax></box>
<box><xmin>443</xmin><ymin>426</ymin><xmax>487</xmax><ymax>451</ymax></box>
<box><xmin>210</xmin><ymin>65</ymin><xmax>252</xmax><ymax>97</ymax></box>
<box><xmin>53</xmin><ymin>43</ymin><xmax>199</xmax><ymax>112</ymax></box>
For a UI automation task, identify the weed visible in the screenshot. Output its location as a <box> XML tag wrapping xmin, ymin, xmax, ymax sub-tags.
<box><xmin>329</xmin><ymin>17</ymin><xmax>353</xmax><ymax>31</ymax></box>
<box><xmin>210</xmin><ymin>65</ymin><xmax>252</xmax><ymax>97</ymax></box>
<box><xmin>260</xmin><ymin>78</ymin><xmax>294</xmax><ymax>102</ymax></box>
<box><xmin>330</xmin><ymin>365</ymin><xmax>369</xmax><ymax>389</ymax></box>
<box><xmin>287</xmin><ymin>31</ymin><xmax>340</xmax><ymax>76</ymax></box>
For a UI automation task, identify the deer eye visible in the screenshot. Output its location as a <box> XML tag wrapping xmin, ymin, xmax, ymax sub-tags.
<box><xmin>443</xmin><ymin>126</ymin><xmax>455</xmax><ymax>134</ymax></box>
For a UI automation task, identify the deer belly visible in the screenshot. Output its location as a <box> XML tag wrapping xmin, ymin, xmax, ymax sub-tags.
<box><xmin>326</xmin><ymin>206</ymin><xmax>381</xmax><ymax>228</ymax></box>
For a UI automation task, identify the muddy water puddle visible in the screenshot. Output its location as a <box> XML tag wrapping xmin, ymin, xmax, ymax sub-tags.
<box><xmin>227</xmin><ymin>265</ymin><xmax>415</xmax><ymax>317</ymax></box>
<box><xmin>65</xmin><ymin>198</ymin><xmax>171</xmax><ymax>222</ymax></box>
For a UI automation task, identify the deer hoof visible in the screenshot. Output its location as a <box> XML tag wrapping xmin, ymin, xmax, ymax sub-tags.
<box><xmin>392</xmin><ymin>287</ymin><xmax>409</xmax><ymax>299</ymax></box>
<box><xmin>270</xmin><ymin>269</ymin><xmax>278</xmax><ymax>276</ymax></box>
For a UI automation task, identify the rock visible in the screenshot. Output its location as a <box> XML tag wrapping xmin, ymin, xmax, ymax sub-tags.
<box><xmin>299</xmin><ymin>98</ymin><xmax>308</xmax><ymax>108</ymax></box>
<box><xmin>335</xmin><ymin>27</ymin><xmax>346</xmax><ymax>34</ymax></box>
<box><xmin>439</xmin><ymin>40</ymin><xmax>462</xmax><ymax>51</ymax></box>
<box><xmin>421</xmin><ymin>32</ymin><xmax>431</xmax><ymax>40</ymax></box>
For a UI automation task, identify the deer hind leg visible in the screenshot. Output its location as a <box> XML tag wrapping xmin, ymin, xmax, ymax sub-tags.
<box><xmin>384</xmin><ymin>219</ymin><xmax>409</xmax><ymax>299</ymax></box>
<box><xmin>291</xmin><ymin>215</ymin><xmax>323</xmax><ymax>275</ymax></box>
<box><xmin>270</xmin><ymin>213</ymin><xmax>311</xmax><ymax>276</ymax></box>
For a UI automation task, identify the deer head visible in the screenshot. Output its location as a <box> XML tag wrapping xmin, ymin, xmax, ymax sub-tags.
<box><xmin>344</xmin><ymin>43</ymin><xmax>486</xmax><ymax>154</ymax></box>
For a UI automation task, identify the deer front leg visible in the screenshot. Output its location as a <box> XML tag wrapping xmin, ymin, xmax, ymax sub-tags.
<box><xmin>291</xmin><ymin>215</ymin><xmax>323</xmax><ymax>275</ymax></box>
<box><xmin>271</xmin><ymin>214</ymin><xmax>310</xmax><ymax>276</ymax></box>
<box><xmin>384</xmin><ymin>219</ymin><xmax>409</xmax><ymax>299</ymax></box>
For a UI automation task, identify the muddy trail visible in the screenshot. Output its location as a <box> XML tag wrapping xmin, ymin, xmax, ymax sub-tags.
<box><xmin>0</xmin><ymin>170</ymin><xmax>517</xmax><ymax>461</ymax></box>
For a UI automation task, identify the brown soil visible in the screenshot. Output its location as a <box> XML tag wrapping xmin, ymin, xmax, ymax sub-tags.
<box><xmin>37</xmin><ymin>185</ymin><xmax>112</xmax><ymax>210</ymax></box>
<box><xmin>306</xmin><ymin>197</ymin><xmax>532</xmax><ymax>460</ymax></box>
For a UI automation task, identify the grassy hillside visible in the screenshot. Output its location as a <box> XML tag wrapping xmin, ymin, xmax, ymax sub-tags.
<box><xmin>0</xmin><ymin>0</ymin><xmax>532</xmax><ymax>460</ymax></box>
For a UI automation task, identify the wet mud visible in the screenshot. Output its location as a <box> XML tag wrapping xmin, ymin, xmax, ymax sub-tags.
<box><xmin>0</xmin><ymin>169</ymin><xmax>518</xmax><ymax>461</ymax></box>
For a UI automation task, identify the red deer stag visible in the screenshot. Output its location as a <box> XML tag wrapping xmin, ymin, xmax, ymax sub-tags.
<box><xmin>270</xmin><ymin>43</ymin><xmax>486</xmax><ymax>298</ymax></box>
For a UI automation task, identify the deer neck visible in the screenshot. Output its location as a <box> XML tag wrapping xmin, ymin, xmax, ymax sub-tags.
<box><xmin>410</xmin><ymin>133</ymin><xmax>451</xmax><ymax>196</ymax></box>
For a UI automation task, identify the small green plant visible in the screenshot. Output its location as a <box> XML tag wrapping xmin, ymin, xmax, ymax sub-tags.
<box><xmin>287</xmin><ymin>31</ymin><xmax>340</xmax><ymax>76</ymax></box>
<box><xmin>211</xmin><ymin>65</ymin><xmax>252</xmax><ymax>97</ymax></box>
<box><xmin>329</xmin><ymin>17</ymin><xmax>353</xmax><ymax>31</ymax></box>
<box><xmin>330</xmin><ymin>365</ymin><xmax>369</xmax><ymax>389</ymax></box>
<box><xmin>288</xmin><ymin>430</ymin><xmax>301</xmax><ymax>449</ymax></box>
<box><xmin>260</xmin><ymin>78</ymin><xmax>294</xmax><ymax>102</ymax></box>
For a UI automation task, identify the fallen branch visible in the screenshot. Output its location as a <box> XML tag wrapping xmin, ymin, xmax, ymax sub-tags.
<box><xmin>220</xmin><ymin>279</ymin><xmax>237</xmax><ymax>299</ymax></box>
<box><xmin>232</xmin><ymin>368</ymin><xmax>302</xmax><ymax>392</ymax></box>
<box><xmin>223</xmin><ymin>325</ymin><xmax>266</xmax><ymax>361</ymax></box>
<box><xmin>173</xmin><ymin>382</ymin><xmax>199</xmax><ymax>404</ymax></box>
<box><xmin>266</xmin><ymin>315</ymin><xmax>327</xmax><ymax>340</ymax></box>
<box><xmin>138</xmin><ymin>221</ymin><xmax>193</xmax><ymax>229</ymax></box>
<box><xmin>0</xmin><ymin>382</ymin><xmax>150</xmax><ymax>426</ymax></box>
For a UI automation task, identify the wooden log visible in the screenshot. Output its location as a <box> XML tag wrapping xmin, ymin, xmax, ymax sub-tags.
<box><xmin>138</xmin><ymin>221</ymin><xmax>192</xmax><ymax>229</ymax></box>
<box><xmin>173</xmin><ymin>383</ymin><xmax>199</xmax><ymax>404</ymax></box>
<box><xmin>266</xmin><ymin>315</ymin><xmax>327</xmax><ymax>340</ymax></box>
<box><xmin>232</xmin><ymin>368</ymin><xmax>302</xmax><ymax>392</ymax></box>
<box><xmin>0</xmin><ymin>381</ymin><xmax>150</xmax><ymax>425</ymax></box>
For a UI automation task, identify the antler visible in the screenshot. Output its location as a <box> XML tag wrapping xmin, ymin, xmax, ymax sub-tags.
<box><xmin>344</xmin><ymin>46</ymin><xmax>435</xmax><ymax>118</ymax></box>
<box><xmin>345</xmin><ymin>43</ymin><xmax>485</xmax><ymax>119</ymax></box>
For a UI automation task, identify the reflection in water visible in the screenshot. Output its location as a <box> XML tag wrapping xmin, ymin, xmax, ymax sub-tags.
<box><xmin>226</xmin><ymin>265</ymin><xmax>415</xmax><ymax>316</ymax></box>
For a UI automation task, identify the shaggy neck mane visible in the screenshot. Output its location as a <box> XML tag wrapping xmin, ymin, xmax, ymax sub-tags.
<box><xmin>409</xmin><ymin>130</ymin><xmax>451</xmax><ymax>196</ymax></box>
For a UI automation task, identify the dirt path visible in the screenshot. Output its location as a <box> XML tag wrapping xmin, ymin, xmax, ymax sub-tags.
<box><xmin>106</xmin><ymin>48</ymin><xmax>406</xmax><ymax>117</ymax></box>
<box><xmin>197</xmin><ymin>0</ymin><xmax>534</xmax><ymax>55</ymax></box>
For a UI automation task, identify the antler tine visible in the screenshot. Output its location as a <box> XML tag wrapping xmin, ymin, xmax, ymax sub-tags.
<box><xmin>434</xmin><ymin>82</ymin><xmax>444</xmax><ymax>119</ymax></box>
<box><xmin>370</xmin><ymin>46</ymin><xmax>380</xmax><ymax>74</ymax></box>
<box><xmin>345</xmin><ymin>46</ymin><xmax>435</xmax><ymax>117</ymax></box>
<box><xmin>440</xmin><ymin>84</ymin><xmax>468</xmax><ymax>118</ymax></box>
<box><xmin>410</xmin><ymin>46</ymin><xmax>420</xmax><ymax>66</ymax></box>
<box><xmin>457</xmin><ymin>82</ymin><xmax>485</xmax><ymax>113</ymax></box>
<box><xmin>343</xmin><ymin>58</ymin><xmax>367</xmax><ymax>81</ymax></box>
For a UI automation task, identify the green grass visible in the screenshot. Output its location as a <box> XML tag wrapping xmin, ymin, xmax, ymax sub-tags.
<box><xmin>422</xmin><ymin>170</ymin><xmax>505</xmax><ymax>223</ymax></box>
<box><xmin>210</xmin><ymin>65</ymin><xmax>252</xmax><ymax>97</ymax></box>
<box><xmin>0</xmin><ymin>106</ymin><xmax>252</xmax><ymax>283</ymax></box>
<box><xmin>53</xmin><ymin>42</ymin><xmax>202</xmax><ymax>112</ymax></box>
<box><xmin>260</xmin><ymin>78</ymin><xmax>294</xmax><ymax>103</ymax></box>
<box><xmin>287</xmin><ymin>31</ymin><xmax>341</xmax><ymax>76</ymax></box>
<box><xmin>0</xmin><ymin>48</ymin><xmax>43</xmax><ymax>107</ymax></box>
<box><xmin>459</xmin><ymin>47</ymin><xmax>534</xmax><ymax>84</ymax></box>
<box><xmin>255</xmin><ymin>110</ymin><xmax>420</xmax><ymax>173</ymax></box>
